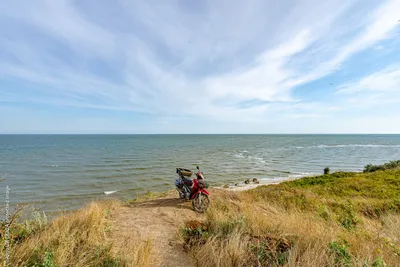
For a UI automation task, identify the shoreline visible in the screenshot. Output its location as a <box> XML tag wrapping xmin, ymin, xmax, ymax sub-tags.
<box><xmin>216</xmin><ymin>175</ymin><xmax>316</xmax><ymax>192</ymax></box>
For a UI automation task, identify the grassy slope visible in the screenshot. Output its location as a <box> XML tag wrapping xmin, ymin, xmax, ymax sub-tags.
<box><xmin>0</xmin><ymin>200</ymin><xmax>155</xmax><ymax>267</ymax></box>
<box><xmin>1</xmin><ymin>169</ymin><xmax>399</xmax><ymax>266</ymax></box>
<box><xmin>183</xmin><ymin>170</ymin><xmax>400</xmax><ymax>266</ymax></box>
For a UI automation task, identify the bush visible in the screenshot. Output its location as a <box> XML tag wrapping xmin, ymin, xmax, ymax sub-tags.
<box><xmin>324</xmin><ymin>167</ymin><xmax>330</xmax><ymax>175</ymax></box>
<box><xmin>364</xmin><ymin>160</ymin><xmax>400</xmax><ymax>173</ymax></box>
<box><xmin>0</xmin><ymin>206</ymin><xmax>47</xmax><ymax>246</ymax></box>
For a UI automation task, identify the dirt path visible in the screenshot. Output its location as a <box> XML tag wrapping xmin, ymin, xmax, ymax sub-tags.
<box><xmin>110</xmin><ymin>191</ymin><xmax>206</xmax><ymax>267</ymax></box>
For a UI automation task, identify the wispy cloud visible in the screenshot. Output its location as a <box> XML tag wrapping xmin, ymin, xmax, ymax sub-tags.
<box><xmin>338</xmin><ymin>65</ymin><xmax>400</xmax><ymax>94</ymax></box>
<box><xmin>336</xmin><ymin>64</ymin><xmax>400</xmax><ymax>109</ymax></box>
<box><xmin>0</xmin><ymin>0</ymin><xmax>400</xmax><ymax>133</ymax></box>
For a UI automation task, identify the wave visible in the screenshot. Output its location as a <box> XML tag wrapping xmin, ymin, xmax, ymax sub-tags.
<box><xmin>248</xmin><ymin>156</ymin><xmax>266</xmax><ymax>163</ymax></box>
<box><xmin>233</xmin><ymin>153</ymin><xmax>267</xmax><ymax>164</ymax></box>
<box><xmin>233</xmin><ymin>153</ymin><xmax>245</xmax><ymax>159</ymax></box>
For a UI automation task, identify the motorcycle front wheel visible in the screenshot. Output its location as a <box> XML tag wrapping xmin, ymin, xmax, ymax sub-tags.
<box><xmin>192</xmin><ymin>193</ymin><xmax>210</xmax><ymax>213</ymax></box>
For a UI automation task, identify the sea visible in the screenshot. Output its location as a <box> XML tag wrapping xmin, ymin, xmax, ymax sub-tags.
<box><xmin>1</xmin><ymin>134</ymin><xmax>400</xmax><ymax>214</ymax></box>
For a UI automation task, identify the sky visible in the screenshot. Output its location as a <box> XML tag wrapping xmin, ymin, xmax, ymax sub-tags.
<box><xmin>0</xmin><ymin>0</ymin><xmax>400</xmax><ymax>134</ymax></box>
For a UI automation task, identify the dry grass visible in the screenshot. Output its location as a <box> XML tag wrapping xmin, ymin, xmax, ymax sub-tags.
<box><xmin>182</xmin><ymin>170</ymin><xmax>400</xmax><ymax>267</ymax></box>
<box><xmin>1</xmin><ymin>200</ymin><xmax>156</xmax><ymax>267</ymax></box>
<box><xmin>2</xmin><ymin>168</ymin><xmax>399</xmax><ymax>266</ymax></box>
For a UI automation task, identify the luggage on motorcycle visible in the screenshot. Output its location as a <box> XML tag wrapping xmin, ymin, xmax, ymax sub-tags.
<box><xmin>182</xmin><ymin>177</ymin><xmax>193</xmax><ymax>186</ymax></box>
<box><xmin>175</xmin><ymin>177</ymin><xmax>193</xmax><ymax>187</ymax></box>
<box><xmin>176</xmin><ymin>168</ymin><xmax>192</xmax><ymax>177</ymax></box>
<box><xmin>175</xmin><ymin>179</ymin><xmax>183</xmax><ymax>189</ymax></box>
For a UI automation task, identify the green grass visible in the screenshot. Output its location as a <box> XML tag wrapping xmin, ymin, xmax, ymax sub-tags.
<box><xmin>249</xmin><ymin>169</ymin><xmax>400</xmax><ymax>219</ymax></box>
<box><xmin>182</xmin><ymin>163</ymin><xmax>400</xmax><ymax>266</ymax></box>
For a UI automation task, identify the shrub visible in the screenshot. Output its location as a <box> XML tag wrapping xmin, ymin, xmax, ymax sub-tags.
<box><xmin>364</xmin><ymin>160</ymin><xmax>400</xmax><ymax>173</ymax></box>
<box><xmin>324</xmin><ymin>167</ymin><xmax>330</xmax><ymax>175</ymax></box>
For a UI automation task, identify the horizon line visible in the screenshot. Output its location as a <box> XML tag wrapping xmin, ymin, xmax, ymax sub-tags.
<box><xmin>1</xmin><ymin>133</ymin><xmax>400</xmax><ymax>135</ymax></box>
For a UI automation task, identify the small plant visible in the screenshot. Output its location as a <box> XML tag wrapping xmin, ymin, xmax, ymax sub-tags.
<box><xmin>317</xmin><ymin>205</ymin><xmax>331</xmax><ymax>220</ymax></box>
<box><xmin>181</xmin><ymin>220</ymin><xmax>210</xmax><ymax>250</ymax></box>
<box><xmin>337</xmin><ymin>204</ymin><xmax>359</xmax><ymax>230</ymax></box>
<box><xmin>42</xmin><ymin>251</ymin><xmax>57</xmax><ymax>267</ymax></box>
<box><xmin>32</xmin><ymin>210</ymin><xmax>48</xmax><ymax>229</ymax></box>
<box><xmin>250</xmin><ymin>241</ymin><xmax>268</xmax><ymax>264</ymax></box>
<box><xmin>26</xmin><ymin>251</ymin><xmax>57</xmax><ymax>267</ymax></box>
<box><xmin>324</xmin><ymin>167</ymin><xmax>330</xmax><ymax>175</ymax></box>
<box><xmin>182</xmin><ymin>220</ymin><xmax>209</xmax><ymax>237</ymax></box>
<box><xmin>218</xmin><ymin>215</ymin><xmax>246</xmax><ymax>236</ymax></box>
<box><xmin>372</xmin><ymin>255</ymin><xmax>387</xmax><ymax>267</ymax></box>
<box><xmin>250</xmin><ymin>236</ymin><xmax>292</xmax><ymax>266</ymax></box>
<box><xmin>101</xmin><ymin>255</ymin><xmax>120</xmax><ymax>267</ymax></box>
<box><xmin>329</xmin><ymin>240</ymin><xmax>352</xmax><ymax>267</ymax></box>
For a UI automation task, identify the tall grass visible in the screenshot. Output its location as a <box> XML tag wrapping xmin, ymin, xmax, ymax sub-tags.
<box><xmin>0</xmin><ymin>200</ymin><xmax>156</xmax><ymax>267</ymax></box>
<box><xmin>182</xmin><ymin>168</ymin><xmax>400</xmax><ymax>266</ymax></box>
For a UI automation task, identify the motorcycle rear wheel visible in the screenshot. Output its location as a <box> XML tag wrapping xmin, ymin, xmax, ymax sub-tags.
<box><xmin>192</xmin><ymin>193</ymin><xmax>210</xmax><ymax>213</ymax></box>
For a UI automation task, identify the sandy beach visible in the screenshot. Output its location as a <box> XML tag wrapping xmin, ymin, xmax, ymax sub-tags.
<box><xmin>219</xmin><ymin>176</ymin><xmax>307</xmax><ymax>191</ymax></box>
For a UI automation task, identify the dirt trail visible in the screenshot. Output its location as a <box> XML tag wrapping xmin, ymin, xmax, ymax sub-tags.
<box><xmin>110</xmin><ymin>191</ymin><xmax>206</xmax><ymax>267</ymax></box>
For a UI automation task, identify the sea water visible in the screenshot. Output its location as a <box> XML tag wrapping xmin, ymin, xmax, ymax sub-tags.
<box><xmin>1</xmin><ymin>134</ymin><xmax>399</xmax><ymax>213</ymax></box>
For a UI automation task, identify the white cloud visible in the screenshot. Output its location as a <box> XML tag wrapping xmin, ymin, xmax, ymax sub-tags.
<box><xmin>1</xmin><ymin>0</ymin><xmax>400</xmax><ymax>132</ymax></box>
<box><xmin>338</xmin><ymin>66</ymin><xmax>400</xmax><ymax>94</ymax></box>
<box><xmin>336</xmin><ymin>65</ymin><xmax>400</xmax><ymax>109</ymax></box>
<box><xmin>0</xmin><ymin>0</ymin><xmax>117</xmax><ymax>57</ymax></box>
<box><xmin>322</xmin><ymin>0</ymin><xmax>400</xmax><ymax>71</ymax></box>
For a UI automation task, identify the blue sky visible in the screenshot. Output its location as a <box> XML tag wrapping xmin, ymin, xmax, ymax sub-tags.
<box><xmin>0</xmin><ymin>0</ymin><xmax>400</xmax><ymax>134</ymax></box>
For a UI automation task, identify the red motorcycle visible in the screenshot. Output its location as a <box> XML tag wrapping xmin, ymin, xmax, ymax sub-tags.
<box><xmin>175</xmin><ymin>166</ymin><xmax>210</xmax><ymax>213</ymax></box>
